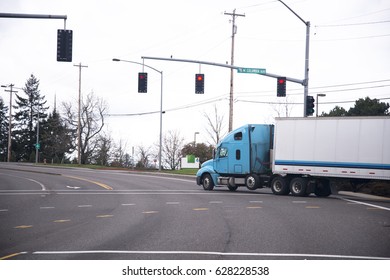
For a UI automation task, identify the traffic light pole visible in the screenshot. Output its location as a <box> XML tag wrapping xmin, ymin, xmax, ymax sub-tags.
<box><xmin>112</xmin><ymin>58</ymin><xmax>164</xmax><ymax>171</ymax></box>
<box><xmin>277</xmin><ymin>0</ymin><xmax>310</xmax><ymax>117</ymax></box>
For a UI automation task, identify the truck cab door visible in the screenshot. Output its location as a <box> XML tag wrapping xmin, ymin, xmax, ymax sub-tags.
<box><xmin>214</xmin><ymin>146</ymin><xmax>229</xmax><ymax>174</ymax></box>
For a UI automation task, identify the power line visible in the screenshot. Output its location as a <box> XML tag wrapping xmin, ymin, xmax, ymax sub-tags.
<box><xmin>238</xmin><ymin>97</ymin><xmax>390</xmax><ymax>105</ymax></box>
<box><xmin>106</xmin><ymin>80</ymin><xmax>390</xmax><ymax>117</ymax></box>
<box><xmin>316</xmin><ymin>20</ymin><xmax>390</xmax><ymax>28</ymax></box>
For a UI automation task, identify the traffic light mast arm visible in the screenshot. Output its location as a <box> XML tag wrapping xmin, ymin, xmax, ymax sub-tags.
<box><xmin>141</xmin><ymin>56</ymin><xmax>304</xmax><ymax>86</ymax></box>
<box><xmin>0</xmin><ymin>13</ymin><xmax>68</xmax><ymax>29</ymax></box>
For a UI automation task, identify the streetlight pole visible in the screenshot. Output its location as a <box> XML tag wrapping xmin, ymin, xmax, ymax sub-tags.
<box><xmin>194</xmin><ymin>132</ymin><xmax>199</xmax><ymax>146</ymax></box>
<box><xmin>74</xmin><ymin>63</ymin><xmax>88</xmax><ymax>165</ymax></box>
<box><xmin>316</xmin><ymin>94</ymin><xmax>326</xmax><ymax>117</ymax></box>
<box><xmin>277</xmin><ymin>0</ymin><xmax>310</xmax><ymax>117</ymax></box>
<box><xmin>112</xmin><ymin>58</ymin><xmax>164</xmax><ymax>171</ymax></box>
<box><xmin>1</xmin><ymin>84</ymin><xmax>18</xmax><ymax>162</ymax></box>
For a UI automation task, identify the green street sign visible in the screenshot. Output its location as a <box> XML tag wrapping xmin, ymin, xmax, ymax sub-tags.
<box><xmin>237</xmin><ymin>67</ymin><xmax>266</xmax><ymax>75</ymax></box>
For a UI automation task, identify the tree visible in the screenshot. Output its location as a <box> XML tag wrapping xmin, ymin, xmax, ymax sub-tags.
<box><xmin>92</xmin><ymin>133</ymin><xmax>112</xmax><ymax>166</ymax></box>
<box><xmin>162</xmin><ymin>130</ymin><xmax>184</xmax><ymax>170</ymax></box>
<box><xmin>181</xmin><ymin>142</ymin><xmax>213</xmax><ymax>164</ymax></box>
<box><xmin>321</xmin><ymin>105</ymin><xmax>348</xmax><ymax>117</ymax></box>
<box><xmin>348</xmin><ymin>97</ymin><xmax>389</xmax><ymax>116</ymax></box>
<box><xmin>203</xmin><ymin>105</ymin><xmax>226</xmax><ymax>146</ymax></box>
<box><xmin>13</xmin><ymin>74</ymin><xmax>48</xmax><ymax>161</ymax></box>
<box><xmin>40</xmin><ymin>108</ymin><xmax>73</xmax><ymax>164</ymax></box>
<box><xmin>0</xmin><ymin>97</ymin><xmax>8</xmax><ymax>161</ymax></box>
<box><xmin>321</xmin><ymin>97</ymin><xmax>389</xmax><ymax>117</ymax></box>
<box><xmin>137</xmin><ymin>145</ymin><xmax>152</xmax><ymax>168</ymax></box>
<box><xmin>63</xmin><ymin>92</ymin><xmax>107</xmax><ymax>164</ymax></box>
<box><xmin>111</xmin><ymin>139</ymin><xmax>127</xmax><ymax>167</ymax></box>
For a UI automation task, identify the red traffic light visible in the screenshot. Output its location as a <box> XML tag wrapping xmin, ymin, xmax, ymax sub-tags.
<box><xmin>195</xmin><ymin>74</ymin><xmax>204</xmax><ymax>94</ymax></box>
<box><xmin>277</xmin><ymin>77</ymin><xmax>286</xmax><ymax>97</ymax></box>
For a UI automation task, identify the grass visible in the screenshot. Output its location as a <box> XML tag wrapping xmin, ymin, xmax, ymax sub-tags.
<box><xmin>36</xmin><ymin>163</ymin><xmax>199</xmax><ymax>175</ymax></box>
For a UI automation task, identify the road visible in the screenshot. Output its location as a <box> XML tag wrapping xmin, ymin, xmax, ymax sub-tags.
<box><xmin>0</xmin><ymin>163</ymin><xmax>389</xmax><ymax>260</ymax></box>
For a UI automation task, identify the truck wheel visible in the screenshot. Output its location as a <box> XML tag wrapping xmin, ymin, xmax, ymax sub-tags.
<box><xmin>245</xmin><ymin>174</ymin><xmax>261</xmax><ymax>190</ymax></box>
<box><xmin>202</xmin><ymin>174</ymin><xmax>214</xmax><ymax>191</ymax></box>
<box><xmin>314</xmin><ymin>179</ymin><xmax>331</xmax><ymax>197</ymax></box>
<box><xmin>290</xmin><ymin>177</ymin><xmax>308</xmax><ymax>196</ymax></box>
<box><xmin>271</xmin><ymin>176</ymin><xmax>290</xmax><ymax>195</ymax></box>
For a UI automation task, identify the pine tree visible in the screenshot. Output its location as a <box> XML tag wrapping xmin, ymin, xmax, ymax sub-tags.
<box><xmin>40</xmin><ymin>108</ymin><xmax>74</xmax><ymax>164</ymax></box>
<box><xmin>13</xmin><ymin>74</ymin><xmax>48</xmax><ymax>162</ymax></box>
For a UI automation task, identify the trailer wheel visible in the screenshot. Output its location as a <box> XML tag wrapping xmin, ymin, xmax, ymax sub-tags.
<box><xmin>314</xmin><ymin>179</ymin><xmax>331</xmax><ymax>197</ymax></box>
<box><xmin>271</xmin><ymin>176</ymin><xmax>290</xmax><ymax>195</ymax></box>
<box><xmin>290</xmin><ymin>177</ymin><xmax>308</xmax><ymax>196</ymax></box>
<box><xmin>202</xmin><ymin>174</ymin><xmax>214</xmax><ymax>191</ymax></box>
<box><xmin>245</xmin><ymin>174</ymin><xmax>261</xmax><ymax>190</ymax></box>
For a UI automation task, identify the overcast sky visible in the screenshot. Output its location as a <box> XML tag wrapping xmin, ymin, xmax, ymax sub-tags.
<box><xmin>1</xmin><ymin>0</ymin><xmax>389</xmax><ymax>155</ymax></box>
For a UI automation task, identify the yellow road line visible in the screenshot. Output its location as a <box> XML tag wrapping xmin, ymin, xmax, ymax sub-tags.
<box><xmin>62</xmin><ymin>175</ymin><xmax>113</xmax><ymax>190</ymax></box>
<box><xmin>305</xmin><ymin>206</ymin><xmax>321</xmax><ymax>209</ymax></box>
<box><xmin>14</xmin><ymin>225</ymin><xmax>33</xmax><ymax>229</ymax></box>
<box><xmin>142</xmin><ymin>211</ymin><xmax>158</xmax><ymax>214</ymax></box>
<box><xmin>0</xmin><ymin>252</ymin><xmax>27</xmax><ymax>260</ymax></box>
<box><xmin>193</xmin><ymin>208</ymin><xmax>209</xmax><ymax>211</ymax></box>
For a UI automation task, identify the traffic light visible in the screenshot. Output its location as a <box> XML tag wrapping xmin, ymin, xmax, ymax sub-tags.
<box><xmin>306</xmin><ymin>95</ymin><xmax>315</xmax><ymax>116</ymax></box>
<box><xmin>57</xmin><ymin>29</ymin><xmax>73</xmax><ymax>62</ymax></box>
<box><xmin>195</xmin><ymin>74</ymin><xmax>204</xmax><ymax>94</ymax></box>
<box><xmin>138</xmin><ymin>72</ymin><xmax>148</xmax><ymax>93</ymax></box>
<box><xmin>277</xmin><ymin>77</ymin><xmax>286</xmax><ymax>97</ymax></box>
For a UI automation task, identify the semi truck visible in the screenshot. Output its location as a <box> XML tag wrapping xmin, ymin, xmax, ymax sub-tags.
<box><xmin>196</xmin><ymin>117</ymin><xmax>390</xmax><ymax>197</ymax></box>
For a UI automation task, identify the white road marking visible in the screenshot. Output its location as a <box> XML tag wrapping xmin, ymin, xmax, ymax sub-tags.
<box><xmin>209</xmin><ymin>201</ymin><xmax>222</xmax><ymax>204</ymax></box>
<box><xmin>66</xmin><ymin>186</ymin><xmax>81</xmax><ymax>190</ymax></box>
<box><xmin>77</xmin><ymin>205</ymin><xmax>92</xmax><ymax>208</ymax></box>
<box><xmin>0</xmin><ymin>209</ymin><xmax>9</xmax><ymax>212</ymax></box>
<box><xmin>30</xmin><ymin>250</ymin><xmax>389</xmax><ymax>260</ymax></box>
<box><xmin>340</xmin><ymin>198</ymin><xmax>390</xmax><ymax>211</ymax></box>
<box><xmin>40</xmin><ymin>207</ymin><xmax>55</xmax><ymax>209</ymax></box>
<box><xmin>27</xmin><ymin>178</ymin><xmax>46</xmax><ymax>191</ymax></box>
<box><xmin>166</xmin><ymin>202</ymin><xmax>180</xmax><ymax>205</ymax></box>
<box><xmin>121</xmin><ymin>203</ymin><xmax>136</xmax><ymax>206</ymax></box>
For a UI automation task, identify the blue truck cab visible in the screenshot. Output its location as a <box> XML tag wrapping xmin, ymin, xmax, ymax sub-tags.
<box><xmin>196</xmin><ymin>124</ymin><xmax>274</xmax><ymax>191</ymax></box>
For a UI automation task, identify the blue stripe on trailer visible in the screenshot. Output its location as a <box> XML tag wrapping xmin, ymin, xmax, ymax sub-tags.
<box><xmin>274</xmin><ymin>160</ymin><xmax>390</xmax><ymax>170</ymax></box>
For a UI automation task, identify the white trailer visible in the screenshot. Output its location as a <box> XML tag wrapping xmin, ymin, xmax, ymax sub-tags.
<box><xmin>270</xmin><ymin>117</ymin><xmax>390</xmax><ymax>196</ymax></box>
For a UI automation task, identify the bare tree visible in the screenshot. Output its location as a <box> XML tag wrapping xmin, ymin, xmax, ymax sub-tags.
<box><xmin>62</xmin><ymin>92</ymin><xmax>107</xmax><ymax>164</ymax></box>
<box><xmin>271</xmin><ymin>95</ymin><xmax>294</xmax><ymax>118</ymax></box>
<box><xmin>137</xmin><ymin>145</ymin><xmax>152</xmax><ymax>168</ymax></box>
<box><xmin>111</xmin><ymin>139</ymin><xmax>127</xmax><ymax>167</ymax></box>
<box><xmin>162</xmin><ymin>130</ymin><xmax>184</xmax><ymax>170</ymax></box>
<box><xmin>203</xmin><ymin>105</ymin><xmax>226</xmax><ymax>146</ymax></box>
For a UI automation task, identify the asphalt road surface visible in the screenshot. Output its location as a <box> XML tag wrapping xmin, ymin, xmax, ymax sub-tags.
<box><xmin>1</xmin><ymin>163</ymin><xmax>389</xmax><ymax>260</ymax></box>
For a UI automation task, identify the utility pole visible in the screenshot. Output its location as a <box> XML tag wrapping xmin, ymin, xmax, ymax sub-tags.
<box><xmin>1</xmin><ymin>84</ymin><xmax>17</xmax><ymax>162</ymax></box>
<box><xmin>224</xmin><ymin>9</ymin><xmax>245</xmax><ymax>132</ymax></box>
<box><xmin>73</xmin><ymin>63</ymin><xmax>88</xmax><ymax>165</ymax></box>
